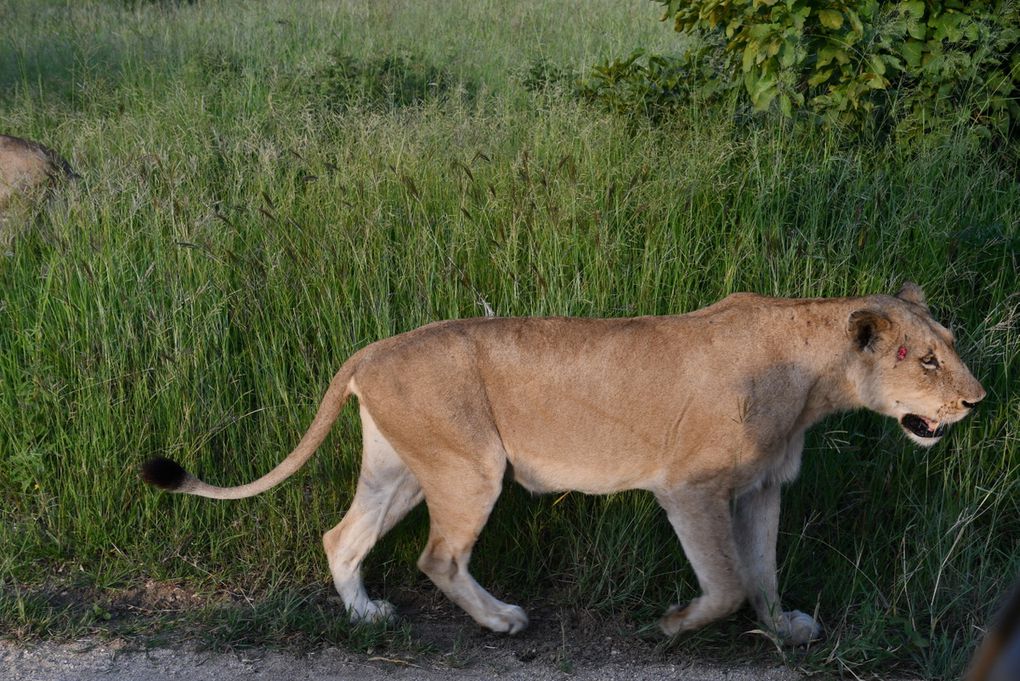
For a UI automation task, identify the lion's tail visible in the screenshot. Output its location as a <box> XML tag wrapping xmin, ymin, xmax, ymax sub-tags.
<box><xmin>140</xmin><ymin>358</ymin><xmax>358</xmax><ymax>500</ymax></box>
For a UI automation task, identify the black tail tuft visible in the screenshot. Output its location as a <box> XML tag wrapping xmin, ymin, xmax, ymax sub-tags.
<box><xmin>140</xmin><ymin>456</ymin><xmax>189</xmax><ymax>491</ymax></box>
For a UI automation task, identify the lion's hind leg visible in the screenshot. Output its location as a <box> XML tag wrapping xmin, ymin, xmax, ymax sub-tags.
<box><xmin>323</xmin><ymin>406</ymin><xmax>423</xmax><ymax>623</ymax></box>
<box><xmin>414</xmin><ymin>452</ymin><xmax>528</xmax><ymax>634</ymax></box>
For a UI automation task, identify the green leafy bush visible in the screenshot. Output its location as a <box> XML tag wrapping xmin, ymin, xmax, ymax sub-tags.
<box><xmin>521</xmin><ymin>57</ymin><xmax>577</xmax><ymax>93</ymax></box>
<box><xmin>630</xmin><ymin>1</ymin><xmax>1020</xmax><ymax>135</ymax></box>
<box><xmin>576</xmin><ymin>50</ymin><xmax>732</xmax><ymax>121</ymax></box>
<box><xmin>305</xmin><ymin>50</ymin><xmax>460</xmax><ymax>112</ymax></box>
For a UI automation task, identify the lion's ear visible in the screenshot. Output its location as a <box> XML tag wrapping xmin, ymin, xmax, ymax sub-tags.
<box><xmin>896</xmin><ymin>281</ymin><xmax>928</xmax><ymax>310</ymax></box>
<box><xmin>848</xmin><ymin>309</ymin><xmax>892</xmax><ymax>352</ymax></box>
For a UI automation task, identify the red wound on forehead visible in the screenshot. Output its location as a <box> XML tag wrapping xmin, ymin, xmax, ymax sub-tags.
<box><xmin>897</xmin><ymin>345</ymin><xmax>908</xmax><ymax>361</ymax></box>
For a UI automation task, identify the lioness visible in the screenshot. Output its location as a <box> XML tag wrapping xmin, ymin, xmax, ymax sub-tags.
<box><xmin>1</xmin><ymin>134</ymin><xmax>78</xmax><ymax>249</ymax></box>
<box><xmin>0</xmin><ymin>134</ymin><xmax>78</xmax><ymax>211</ymax></box>
<box><xmin>142</xmin><ymin>283</ymin><xmax>985</xmax><ymax>645</ymax></box>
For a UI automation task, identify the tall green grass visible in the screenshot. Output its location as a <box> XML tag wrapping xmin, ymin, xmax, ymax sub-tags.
<box><xmin>1</xmin><ymin>1</ymin><xmax>1017</xmax><ymax>678</ymax></box>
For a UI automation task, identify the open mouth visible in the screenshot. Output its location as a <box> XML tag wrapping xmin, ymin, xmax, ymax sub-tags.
<box><xmin>900</xmin><ymin>414</ymin><xmax>946</xmax><ymax>440</ymax></box>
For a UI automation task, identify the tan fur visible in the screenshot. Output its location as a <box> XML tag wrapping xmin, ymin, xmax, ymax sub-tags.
<box><xmin>0</xmin><ymin>134</ymin><xmax>77</xmax><ymax>248</ymax></box>
<box><xmin>146</xmin><ymin>283</ymin><xmax>985</xmax><ymax>644</ymax></box>
<box><xmin>0</xmin><ymin>135</ymin><xmax>75</xmax><ymax>208</ymax></box>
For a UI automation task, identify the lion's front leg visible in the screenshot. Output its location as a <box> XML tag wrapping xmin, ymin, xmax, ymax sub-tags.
<box><xmin>733</xmin><ymin>482</ymin><xmax>821</xmax><ymax>645</ymax></box>
<box><xmin>655</xmin><ymin>485</ymin><xmax>746</xmax><ymax>635</ymax></box>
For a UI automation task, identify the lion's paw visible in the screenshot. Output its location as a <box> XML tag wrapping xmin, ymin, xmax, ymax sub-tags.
<box><xmin>776</xmin><ymin>610</ymin><xmax>821</xmax><ymax>646</ymax></box>
<box><xmin>349</xmin><ymin>599</ymin><xmax>396</xmax><ymax>624</ymax></box>
<box><xmin>658</xmin><ymin>603</ymin><xmax>691</xmax><ymax>637</ymax></box>
<box><xmin>482</xmin><ymin>604</ymin><xmax>529</xmax><ymax>635</ymax></box>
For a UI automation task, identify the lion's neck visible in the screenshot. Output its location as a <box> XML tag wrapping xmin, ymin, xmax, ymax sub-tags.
<box><xmin>799</xmin><ymin>370</ymin><xmax>860</xmax><ymax>432</ymax></box>
<box><xmin>786</xmin><ymin>299</ymin><xmax>871</xmax><ymax>431</ymax></box>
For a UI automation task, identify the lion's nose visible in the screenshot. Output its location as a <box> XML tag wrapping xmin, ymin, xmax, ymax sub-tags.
<box><xmin>961</xmin><ymin>389</ymin><xmax>986</xmax><ymax>410</ymax></box>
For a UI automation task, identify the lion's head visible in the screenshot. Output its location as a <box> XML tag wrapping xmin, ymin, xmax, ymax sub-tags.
<box><xmin>847</xmin><ymin>282</ymin><xmax>986</xmax><ymax>447</ymax></box>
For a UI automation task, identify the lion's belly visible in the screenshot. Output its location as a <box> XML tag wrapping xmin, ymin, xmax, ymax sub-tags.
<box><xmin>495</xmin><ymin>414</ymin><xmax>679</xmax><ymax>495</ymax></box>
<box><xmin>505</xmin><ymin>453</ymin><xmax>661</xmax><ymax>495</ymax></box>
<box><xmin>486</xmin><ymin>385</ymin><xmax>717</xmax><ymax>494</ymax></box>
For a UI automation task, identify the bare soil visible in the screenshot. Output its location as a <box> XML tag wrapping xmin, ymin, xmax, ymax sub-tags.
<box><xmin>1</xmin><ymin>581</ymin><xmax>823</xmax><ymax>680</ymax></box>
<box><xmin>0</xmin><ymin>637</ymin><xmax>805</xmax><ymax>681</ymax></box>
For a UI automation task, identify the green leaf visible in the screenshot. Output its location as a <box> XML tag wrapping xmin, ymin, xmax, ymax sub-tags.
<box><xmin>817</xmin><ymin>9</ymin><xmax>844</xmax><ymax>30</ymax></box>
<box><xmin>900</xmin><ymin>1</ymin><xmax>925</xmax><ymax>19</ymax></box>
<box><xmin>930</xmin><ymin>12</ymin><xmax>965</xmax><ymax>42</ymax></box>
<box><xmin>818</xmin><ymin>44</ymin><xmax>849</xmax><ymax>67</ymax></box>
<box><xmin>807</xmin><ymin>67</ymin><xmax>832</xmax><ymax>86</ymax></box>
<box><xmin>742</xmin><ymin>43</ymin><xmax>758</xmax><ymax>72</ymax></box>
<box><xmin>907</xmin><ymin>19</ymin><xmax>926</xmax><ymax>40</ymax></box>
<box><xmin>791</xmin><ymin>5</ymin><xmax>810</xmax><ymax>30</ymax></box>
<box><xmin>900</xmin><ymin>39</ymin><xmax>923</xmax><ymax>68</ymax></box>
<box><xmin>779</xmin><ymin>92</ymin><xmax>792</xmax><ymax>116</ymax></box>
<box><xmin>744</xmin><ymin>70</ymin><xmax>778</xmax><ymax>110</ymax></box>
<box><xmin>779</xmin><ymin>39</ymin><xmax>798</xmax><ymax>68</ymax></box>
<box><xmin>869</xmin><ymin>54</ymin><xmax>886</xmax><ymax>76</ymax></box>
<box><xmin>846</xmin><ymin>9</ymin><xmax>864</xmax><ymax>35</ymax></box>
<box><xmin>748</xmin><ymin>23</ymin><xmax>779</xmax><ymax>40</ymax></box>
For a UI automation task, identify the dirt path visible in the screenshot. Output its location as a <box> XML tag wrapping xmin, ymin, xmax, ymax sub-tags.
<box><xmin>1</xmin><ymin>638</ymin><xmax>805</xmax><ymax>681</ymax></box>
<box><xmin>2</xmin><ymin>595</ymin><xmax>921</xmax><ymax>679</ymax></box>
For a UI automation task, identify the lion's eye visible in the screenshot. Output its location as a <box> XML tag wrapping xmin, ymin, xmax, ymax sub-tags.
<box><xmin>920</xmin><ymin>354</ymin><xmax>939</xmax><ymax>370</ymax></box>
